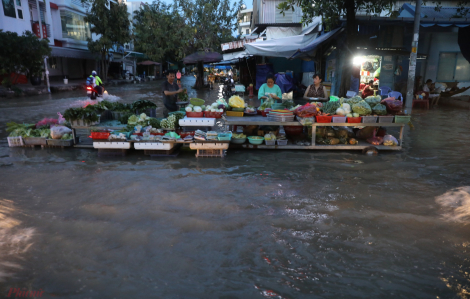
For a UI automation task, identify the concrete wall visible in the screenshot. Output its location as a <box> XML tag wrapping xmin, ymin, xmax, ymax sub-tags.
<box><xmin>0</xmin><ymin>0</ymin><xmax>32</xmax><ymax>34</ymax></box>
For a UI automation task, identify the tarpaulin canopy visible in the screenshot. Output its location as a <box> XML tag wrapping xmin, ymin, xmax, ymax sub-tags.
<box><xmin>244</xmin><ymin>32</ymin><xmax>319</xmax><ymax>58</ymax></box>
<box><xmin>275</xmin><ymin>73</ymin><xmax>295</xmax><ymax>94</ymax></box>
<box><xmin>289</xmin><ymin>27</ymin><xmax>344</xmax><ymax>59</ymax></box>
<box><xmin>222</xmin><ymin>50</ymin><xmax>251</xmax><ymax>61</ymax></box>
<box><xmin>183</xmin><ymin>51</ymin><xmax>223</xmax><ymax>65</ymax></box>
<box><xmin>137</xmin><ymin>60</ymin><xmax>160</xmax><ymax>65</ymax></box>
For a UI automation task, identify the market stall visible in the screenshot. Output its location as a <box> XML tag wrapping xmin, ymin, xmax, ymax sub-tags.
<box><xmin>6</xmin><ymin>93</ymin><xmax>409</xmax><ymax>157</ymax></box>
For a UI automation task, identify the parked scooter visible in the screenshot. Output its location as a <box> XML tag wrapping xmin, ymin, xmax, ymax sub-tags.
<box><xmin>222</xmin><ymin>76</ymin><xmax>235</xmax><ymax>98</ymax></box>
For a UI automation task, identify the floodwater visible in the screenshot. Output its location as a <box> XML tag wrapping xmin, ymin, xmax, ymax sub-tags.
<box><xmin>0</xmin><ymin>77</ymin><xmax>469</xmax><ymax>298</ymax></box>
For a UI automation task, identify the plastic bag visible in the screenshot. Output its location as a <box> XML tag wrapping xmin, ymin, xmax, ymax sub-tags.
<box><xmin>57</xmin><ymin>112</ymin><xmax>66</xmax><ymax>124</ymax></box>
<box><xmin>381</xmin><ymin>97</ymin><xmax>403</xmax><ymax>114</ymax></box>
<box><xmin>367</xmin><ymin>129</ymin><xmax>383</xmax><ymax>145</ymax></box>
<box><xmin>228</xmin><ymin>95</ymin><xmax>245</xmax><ymax>108</ymax></box>
<box><xmin>364</xmin><ymin>95</ymin><xmax>381</xmax><ymax>108</ymax></box>
<box><xmin>383</xmin><ymin>135</ymin><xmax>398</xmax><ymax>146</ymax></box>
<box><xmin>294</xmin><ymin>103</ymin><xmax>319</xmax><ymax>117</ymax></box>
<box><xmin>330</xmin><ymin>96</ymin><xmax>339</xmax><ymax>102</ymax></box>
<box><xmin>342</xmin><ymin>103</ymin><xmax>351</xmax><ymax>114</ymax></box>
<box><xmin>50</xmin><ymin>125</ymin><xmax>72</xmax><ymax>139</ymax></box>
<box><xmin>372</xmin><ymin>103</ymin><xmax>387</xmax><ymax>115</ymax></box>
<box><xmin>282</xmin><ymin>91</ymin><xmax>293</xmax><ymax>100</ymax></box>
<box><xmin>352</xmin><ymin>100</ymin><xmax>372</xmax><ymax>116</ymax></box>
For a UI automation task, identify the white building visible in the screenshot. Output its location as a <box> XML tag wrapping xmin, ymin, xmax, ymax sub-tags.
<box><xmin>238</xmin><ymin>8</ymin><xmax>252</xmax><ymax>37</ymax></box>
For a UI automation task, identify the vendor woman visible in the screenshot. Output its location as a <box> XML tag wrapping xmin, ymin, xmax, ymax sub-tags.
<box><xmin>258</xmin><ymin>73</ymin><xmax>282</xmax><ymax>103</ymax></box>
<box><xmin>303</xmin><ymin>74</ymin><xmax>328</xmax><ymax>102</ymax></box>
<box><xmin>361</xmin><ymin>80</ymin><xmax>375</xmax><ymax>99</ymax></box>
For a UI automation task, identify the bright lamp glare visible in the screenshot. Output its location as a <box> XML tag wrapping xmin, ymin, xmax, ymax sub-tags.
<box><xmin>353</xmin><ymin>56</ymin><xmax>364</xmax><ymax>65</ymax></box>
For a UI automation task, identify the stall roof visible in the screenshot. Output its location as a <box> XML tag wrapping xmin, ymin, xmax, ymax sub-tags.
<box><xmin>222</xmin><ymin>50</ymin><xmax>251</xmax><ymax>61</ymax></box>
<box><xmin>244</xmin><ymin>31</ymin><xmax>319</xmax><ymax>58</ymax></box>
<box><xmin>213</xmin><ymin>59</ymin><xmax>239</xmax><ymax>65</ymax></box>
<box><xmin>50</xmin><ymin>46</ymin><xmax>97</xmax><ymax>60</ymax></box>
<box><xmin>289</xmin><ymin>27</ymin><xmax>344</xmax><ymax>59</ymax></box>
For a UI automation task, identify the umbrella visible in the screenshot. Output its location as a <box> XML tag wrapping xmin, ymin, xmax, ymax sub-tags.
<box><xmin>137</xmin><ymin>61</ymin><xmax>161</xmax><ymax>77</ymax></box>
<box><xmin>183</xmin><ymin>51</ymin><xmax>223</xmax><ymax>65</ymax></box>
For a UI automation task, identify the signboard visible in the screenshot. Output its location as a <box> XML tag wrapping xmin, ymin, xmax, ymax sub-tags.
<box><xmin>383</xmin><ymin>64</ymin><xmax>393</xmax><ymax>71</ymax></box>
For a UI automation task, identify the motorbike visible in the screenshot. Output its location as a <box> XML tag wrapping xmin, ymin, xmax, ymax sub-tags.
<box><xmin>86</xmin><ymin>85</ymin><xmax>104</xmax><ymax>100</ymax></box>
<box><xmin>222</xmin><ymin>77</ymin><xmax>235</xmax><ymax>98</ymax></box>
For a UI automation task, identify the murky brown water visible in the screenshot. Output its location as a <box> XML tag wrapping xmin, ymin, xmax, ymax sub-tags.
<box><xmin>0</xmin><ymin>77</ymin><xmax>469</xmax><ymax>298</ymax></box>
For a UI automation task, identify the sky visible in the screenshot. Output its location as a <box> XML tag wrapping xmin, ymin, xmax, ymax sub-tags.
<box><xmin>127</xmin><ymin>0</ymin><xmax>253</xmax><ymax>9</ymax></box>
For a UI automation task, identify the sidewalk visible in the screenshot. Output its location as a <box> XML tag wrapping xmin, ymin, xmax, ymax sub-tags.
<box><xmin>440</xmin><ymin>95</ymin><xmax>470</xmax><ymax>109</ymax></box>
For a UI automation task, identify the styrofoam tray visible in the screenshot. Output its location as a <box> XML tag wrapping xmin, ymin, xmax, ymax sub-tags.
<box><xmin>93</xmin><ymin>141</ymin><xmax>131</xmax><ymax>149</ymax></box>
<box><xmin>179</xmin><ymin>117</ymin><xmax>215</xmax><ymax>127</ymax></box>
<box><xmin>134</xmin><ymin>142</ymin><xmax>174</xmax><ymax>150</ymax></box>
<box><xmin>190</xmin><ymin>142</ymin><xmax>229</xmax><ymax>150</ymax></box>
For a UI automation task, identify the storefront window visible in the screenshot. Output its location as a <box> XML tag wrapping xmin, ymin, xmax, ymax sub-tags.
<box><xmin>3</xmin><ymin>0</ymin><xmax>17</xmax><ymax>18</ymax></box>
<box><xmin>60</xmin><ymin>10</ymin><xmax>91</xmax><ymax>41</ymax></box>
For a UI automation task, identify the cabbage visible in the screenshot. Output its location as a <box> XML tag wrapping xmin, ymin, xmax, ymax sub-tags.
<box><xmin>352</xmin><ymin>100</ymin><xmax>372</xmax><ymax>116</ymax></box>
<box><xmin>372</xmin><ymin>103</ymin><xmax>387</xmax><ymax>115</ymax></box>
<box><xmin>365</xmin><ymin>96</ymin><xmax>381</xmax><ymax>108</ymax></box>
<box><xmin>185</xmin><ymin>106</ymin><xmax>192</xmax><ymax>112</ymax></box>
<box><xmin>128</xmin><ymin>115</ymin><xmax>139</xmax><ymax>125</ymax></box>
<box><xmin>346</xmin><ymin>113</ymin><xmax>353</xmax><ymax>117</ymax></box>
<box><xmin>194</xmin><ymin>106</ymin><xmax>202</xmax><ymax>112</ymax></box>
<box><xmin>348</xmin><ymin>96</ymin><xmax>363</xmax><ymax>105</ymax></box>
<box><xmin>342</xmin><ymin>103</ymin><xmax>351</xmax><ymax>114</ymax></box>
<box><xmin>228</xmin><ymin>95</ymin><xmax>245</xmax><ymax>108</ymax></box>
<box><xmin>336</xmin><ymin>108</ymin><xmax>346</xmax><ymax>116</ymax></box>
<box><xmin>353</xmin><ymin>113</ymin><xmax>360</xmax><ymax>117</ymax></box>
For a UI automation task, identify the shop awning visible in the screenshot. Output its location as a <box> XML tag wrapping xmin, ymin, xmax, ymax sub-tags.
<box><xmin>125</xmin><ymin>51</ymin><xmax>145</xmax><ymax>58</ymax></box>
<box><xmin>289</xmin><ymin>27</ymin><xmax>344</xmax><ymax>59</ymax></box>
<box><xmin>50</xmin><ymin>46</ymin><xmax>97</xmax><ymax>60</ymax></box>
<box><xmin>137</xmin><ymin>60</ymin><xmax>160</xmax><ymax>65</ymax></box>
<box><xmin>398</xmin><ymin>4</ymin><xmax>470</xmax><ymax>27</ymax></box>
<box><xmin>244</xmin><ymin>31</ymin><xmax>319</xmax><ymax>58</ymax></box>
<box><xmin>222</xmin><ymin>50</ymin><xmax>251</xmax><ymax>61</ymax></box>
<box><xmin>213</xmin><ymin>59</ymin><xmax>239</xmax><ymax>65</ymax></box>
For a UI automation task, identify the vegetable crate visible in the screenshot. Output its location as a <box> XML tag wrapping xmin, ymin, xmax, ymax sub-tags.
<box><xmin>23</xmin><ymin>137</ymin><xmax>47</xmax><ymax>146</ymax></box>
<box><xmin>46</xmin><ymin>139</ymin><xmax>74</xmax><ymax>147</ymax></box>
<box><xmin>7</xmin><ymin>137</ymin><xmax>23</xmax><ymax>147</ymax></box>
<box><xmin>195</xmin><ymin>149</ymin><xmax>226</xmax><ymax>158</ymax></box>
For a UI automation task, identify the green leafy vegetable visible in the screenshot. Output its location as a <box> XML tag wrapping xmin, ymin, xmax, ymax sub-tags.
<box><xmin>352</xmin><ymin>100</ymin><xmax>372</xmax><ymax>116</ymax></box>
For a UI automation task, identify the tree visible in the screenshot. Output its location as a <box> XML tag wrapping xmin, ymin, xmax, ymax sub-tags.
<box><xmin>178</xmin><ymin>0</ymin><xmax>243</xmax><ymax>88</ymax></box>
<box><xmin>82</xmin><ymin>0</ymin><xmax>131</xmax><ymax>81</ymax></box>
<box><xmin>277</xmin><ymin>0</ymin><xmax>469</xmax><ymax>96</ymax></box>
<box><xmin>133</xmin><ymin>1</ymin><xmax>189</xmax><ymax>63</ymax></box>
<box><xmin>0</xmin><ymin>30</ymin><xmax>51</xmax><ymax>88</ymax></box>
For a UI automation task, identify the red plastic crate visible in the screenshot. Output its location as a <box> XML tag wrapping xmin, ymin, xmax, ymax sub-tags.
<box><xmin>176</xmin><ymin>130</ymin><xmax>195</xmax><ymax>138</ymax></box>
<box><xmin>347</xmin><ymin>117</ymin><xmax>362</xmax><ymax>123</ymax></box>
<box><xmin>91</xmin><ymin>132</ymin><xmax>110</xmax><ymax>139</ymax></box>
<box><xmin>315</xmin><ymin>115</ymin><xmax>333</xmax><ymax>123</ymax></box>
<box><xmin>186</xmin><ymin>111</ymin><xmax>204</xmax><ymax>118</ymax></box>
<box><xmin>204</xmin><ymin>111</ymin><xmax>224</xmax><ymax>118</ymax></box>
<box><xmin>132</xmin><ymin>132</ymin><xmax>143</xmax><ymax>136</ymax></box>
<box><xmin>284</xmin><ymin>126</ymin><xmax>303</xmax><ymax>135</ymax></box>
<box><xmin>150</xmin><ymin>132</ymin><xmax>165</xmax><ymax>136</ymax></box>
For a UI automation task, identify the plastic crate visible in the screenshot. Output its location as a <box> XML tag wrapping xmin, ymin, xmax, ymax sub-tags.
<box><xmin>362</xmin><ymin>116</ymin><xmax>378</xmax><ymax>123</ymax></box>
<box><xmin>378</xmin><ymin>116</ymin><xmax>394</xmax><ymax>123</ymax></box>
<box><xmin>226</xmin><ymin>111</ymin><xmax>244</xmax><ymax>117</ymax></box>
<box><xmin>134</xmin><ymin>142</ymin><xmax>174</xmax><ymax>150</ymax></box>
<box><xmin>316</xmin><ymin>115</ymin><xmax>333</xmax><ymax>123</ymax></box>
<box><xmin>347</xmin><ymin>117</ymin><xmax>362</xmax><ymax>123</ymax></box>
<box><xmin>284</xmin><ymin>126</ymin><xmax>303</xmax><ymax>135</ymax></box>
<box><xmin>91</xmin><ymin>132</ymin><xmax>111</xmax><ymax>139</ymax></box>
<box><xmin>7</xmin><ymin>136</ymin><xmax>23</xmax><ymax>147</ymax></box>
<box><xmin>46</xmin><ymin>139</ymin><xmax>73</xmax><ymax>147</ymax></box>
<box><xmin>23</xmin><ymin>137</ymin><xmax>47</xmax><ymax>146</ymax></box>
<box><xmin>217</xmin><ymin>133</ymin><xmax>232</xmax><ymax>141</ymax></box>
<box><xmin>195</xmin><ymin>149</ymin><xmax>225</xmax><ymax>158</ymax></box>
<box><xmin>277</xmin><ymin>139</ymin><xmax>288</xmax><ymax>146</ymax></box>
<box><xmin>231</xmin><ymin>107</ymin><xmax>245</xmax><ymax>112</ymax></box>
<box><xmin>395</xmin><ymin>115</ymin><xmax>411</xmax><ymax>123</ymax></box>
<box><xmin>204</xmin><ymin>111</ymin><xmax>224</xmax><ymax>118</ymax></box>
<box><xmin>186</xmin><ymin>111</ymin><xmax>204</xmax><ymax>118</ymax></box>
<box><xmin>332</xmin><ymin>116</ymin><xmax>347</xmax><ymax>123</ymax></box>
<box><xmin>93</xmin><ymin>141</ymin><xmax>132</xmax><ymax>149</ymax></box>
<box><xmin>265</xmin><ymin>140</ymin><xmax>276</xmax><ymax>146</ymax></box>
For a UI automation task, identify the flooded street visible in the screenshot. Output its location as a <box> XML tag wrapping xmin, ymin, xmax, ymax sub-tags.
<box><xmin>0</xmin><ymin>77</ymin><xmax>469</xmax><ymax>298</ymax></box>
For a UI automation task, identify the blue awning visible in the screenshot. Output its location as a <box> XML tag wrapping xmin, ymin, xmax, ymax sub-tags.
<box><xmin>289</xmin><ymin>27</ymin><xmax>344</xmax><ymax>59</ymax></box>
<box><xmin>399</xmin><ymin>3</ymin><xmax>470</xmax><ymax>27</ymax></box>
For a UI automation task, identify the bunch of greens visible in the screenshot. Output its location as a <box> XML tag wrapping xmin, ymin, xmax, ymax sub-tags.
<box><xmin>148</xmin><ymin>117</ymin><xmax>161</xmax><ymax>129</ymax></box>
<box><xmin>345</xmin><ymin>96</ymin><xmax>363</xmax><ymax>105</ymax></box>
<box><xmin>321</xmin><ymin>101</ymin><xmax>341</xmax><ymax>115</ymax></box>
<box><xmin>364</xmin><ymin>95</ymin><xmax>382</xmax><ymax>108</ymax></box>
<box><xmin>118</xmin><ymin>112</ymin><xmax>134</xmax><ymax>124</ymax></box>
<box><xmin>372</xmin><ymin>103</ymin><xmax>387</xmax><ymax>115</ymax></box>
<box><xmin>259</xmin><ymin>98</ymin><xmax>274</xmax><ymax>110</ymax></box>
<box><xmin>178</xmin><ymin>88</ymin><xmax>189</xmax><ymax>102</ymax></box>
<box><xmin>6</xmin><ymin>122</ymin><xmax>35</xmax><ymax>137</ymax></box>
<box><xmin>63</xmin><ymin>106</ymin><xmax>100</xmax><ymax>123</ymax></box>
<box><xmin>131</xmin><ymin>99</ymin><xmax>157</xmax><ymax>112</ymax></box>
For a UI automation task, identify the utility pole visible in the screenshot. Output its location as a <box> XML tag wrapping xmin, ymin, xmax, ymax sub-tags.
<box><xmin>36</xmin><ymin>0</ymin><xmax>51</xmax><ymax>93</ymax></box>
<box><xmin>404</xmin><ymin>2</ymin><xmax>421</xmax><ymax>114</ymax></box>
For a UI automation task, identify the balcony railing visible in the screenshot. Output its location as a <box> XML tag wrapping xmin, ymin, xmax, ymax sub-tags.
<box><xmin>31</xmin><ymin>21</ymin><xmax>51</xmax><ymax>40</ymax></box>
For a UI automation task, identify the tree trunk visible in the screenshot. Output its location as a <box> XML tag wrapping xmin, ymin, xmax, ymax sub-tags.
<box><xmin>195</xmin><ymin>61</ymin><xmax>204</xmax><ymax>89</ymax></box>
<box><xmin>338</xmin><ymin>0</ymin><xmax>358</xmax><ymax>97</ymax></box>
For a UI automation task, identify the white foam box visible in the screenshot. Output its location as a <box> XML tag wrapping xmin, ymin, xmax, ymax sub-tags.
<box><xmin>190</xmin><ymin>142</ymin><xmax>229</xmax><ymax>150</ymax></box>
<box><xmin>179</xmin><ymin>117</ymin><xmax>215</xmax><ymax>127</ymax></box>
<box><xmin>134</xmin><ymin>142</ymin><xmax>174</xmax><ymax>150</ymax></box>
<box><xmin>93</xmin><ymin>141</ymin><xmax>132</xmax><ymax>149</ymax></box>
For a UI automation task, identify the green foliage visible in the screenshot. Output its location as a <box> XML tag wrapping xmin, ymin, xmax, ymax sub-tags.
<box><xmin>81</xmin><ymin>0</ymin><xmax>131</xmax><ymax>81</ymax></box>
<box><xmin>63</xmin><ymin>106</ymin><xmax>101</xmax><ymax>122</ymax></box>
<box><xmin>131</xmin><ymin>99</ymin><xmax>157</xmax><ymax>112</ymax></box>
<box><xmin>0</xmin><ymin>30</ymin><xmax>51</xmax><ymax>87</ymax></box>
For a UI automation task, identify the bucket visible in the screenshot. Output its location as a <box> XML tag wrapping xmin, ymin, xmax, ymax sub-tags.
<box><xmin>63</xmin><ymin>78</ymin><xmax>68</xmax><ymax>84</ymax></box>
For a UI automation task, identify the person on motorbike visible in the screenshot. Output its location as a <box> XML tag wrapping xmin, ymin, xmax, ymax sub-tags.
<box><xmin>91</xmin><ymin>71</ymin><xmax>104</xmax><ymax>96</ymax></box>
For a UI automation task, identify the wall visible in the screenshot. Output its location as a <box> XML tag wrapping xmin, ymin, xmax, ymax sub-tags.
<box><xmin>0</xmin><ymin>0</ymin><xmax>32</xmax><ymax>34</ymax></box>
<box><xmin>267</xmin><ymin>57</ymin><xmax>302</xmax><ymax>81</ymax></box>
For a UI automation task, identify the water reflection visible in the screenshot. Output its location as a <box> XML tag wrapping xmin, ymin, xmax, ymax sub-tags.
<box><xmin>436</xmin><ymin>186</ymin><xmax>470</xmax><ymax>223</ymax></box>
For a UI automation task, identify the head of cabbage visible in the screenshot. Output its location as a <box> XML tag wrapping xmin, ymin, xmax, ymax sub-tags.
<box><xmin>352</xmin><ymin>100</ymin><xmax>372</xmax><ymax>116</ymax></box>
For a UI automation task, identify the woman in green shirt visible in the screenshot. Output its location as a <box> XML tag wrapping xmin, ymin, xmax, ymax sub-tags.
<box><xmin>258</xmin><ymin>73</ymin><xmax>282</xmax><ymax>103</ymax></box>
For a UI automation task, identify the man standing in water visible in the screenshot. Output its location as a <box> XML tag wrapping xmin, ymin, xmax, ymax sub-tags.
<box><xmin>163</xmin><ymin>70</ymin><xmax>186</xmax><ymax>117</ymax></box>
